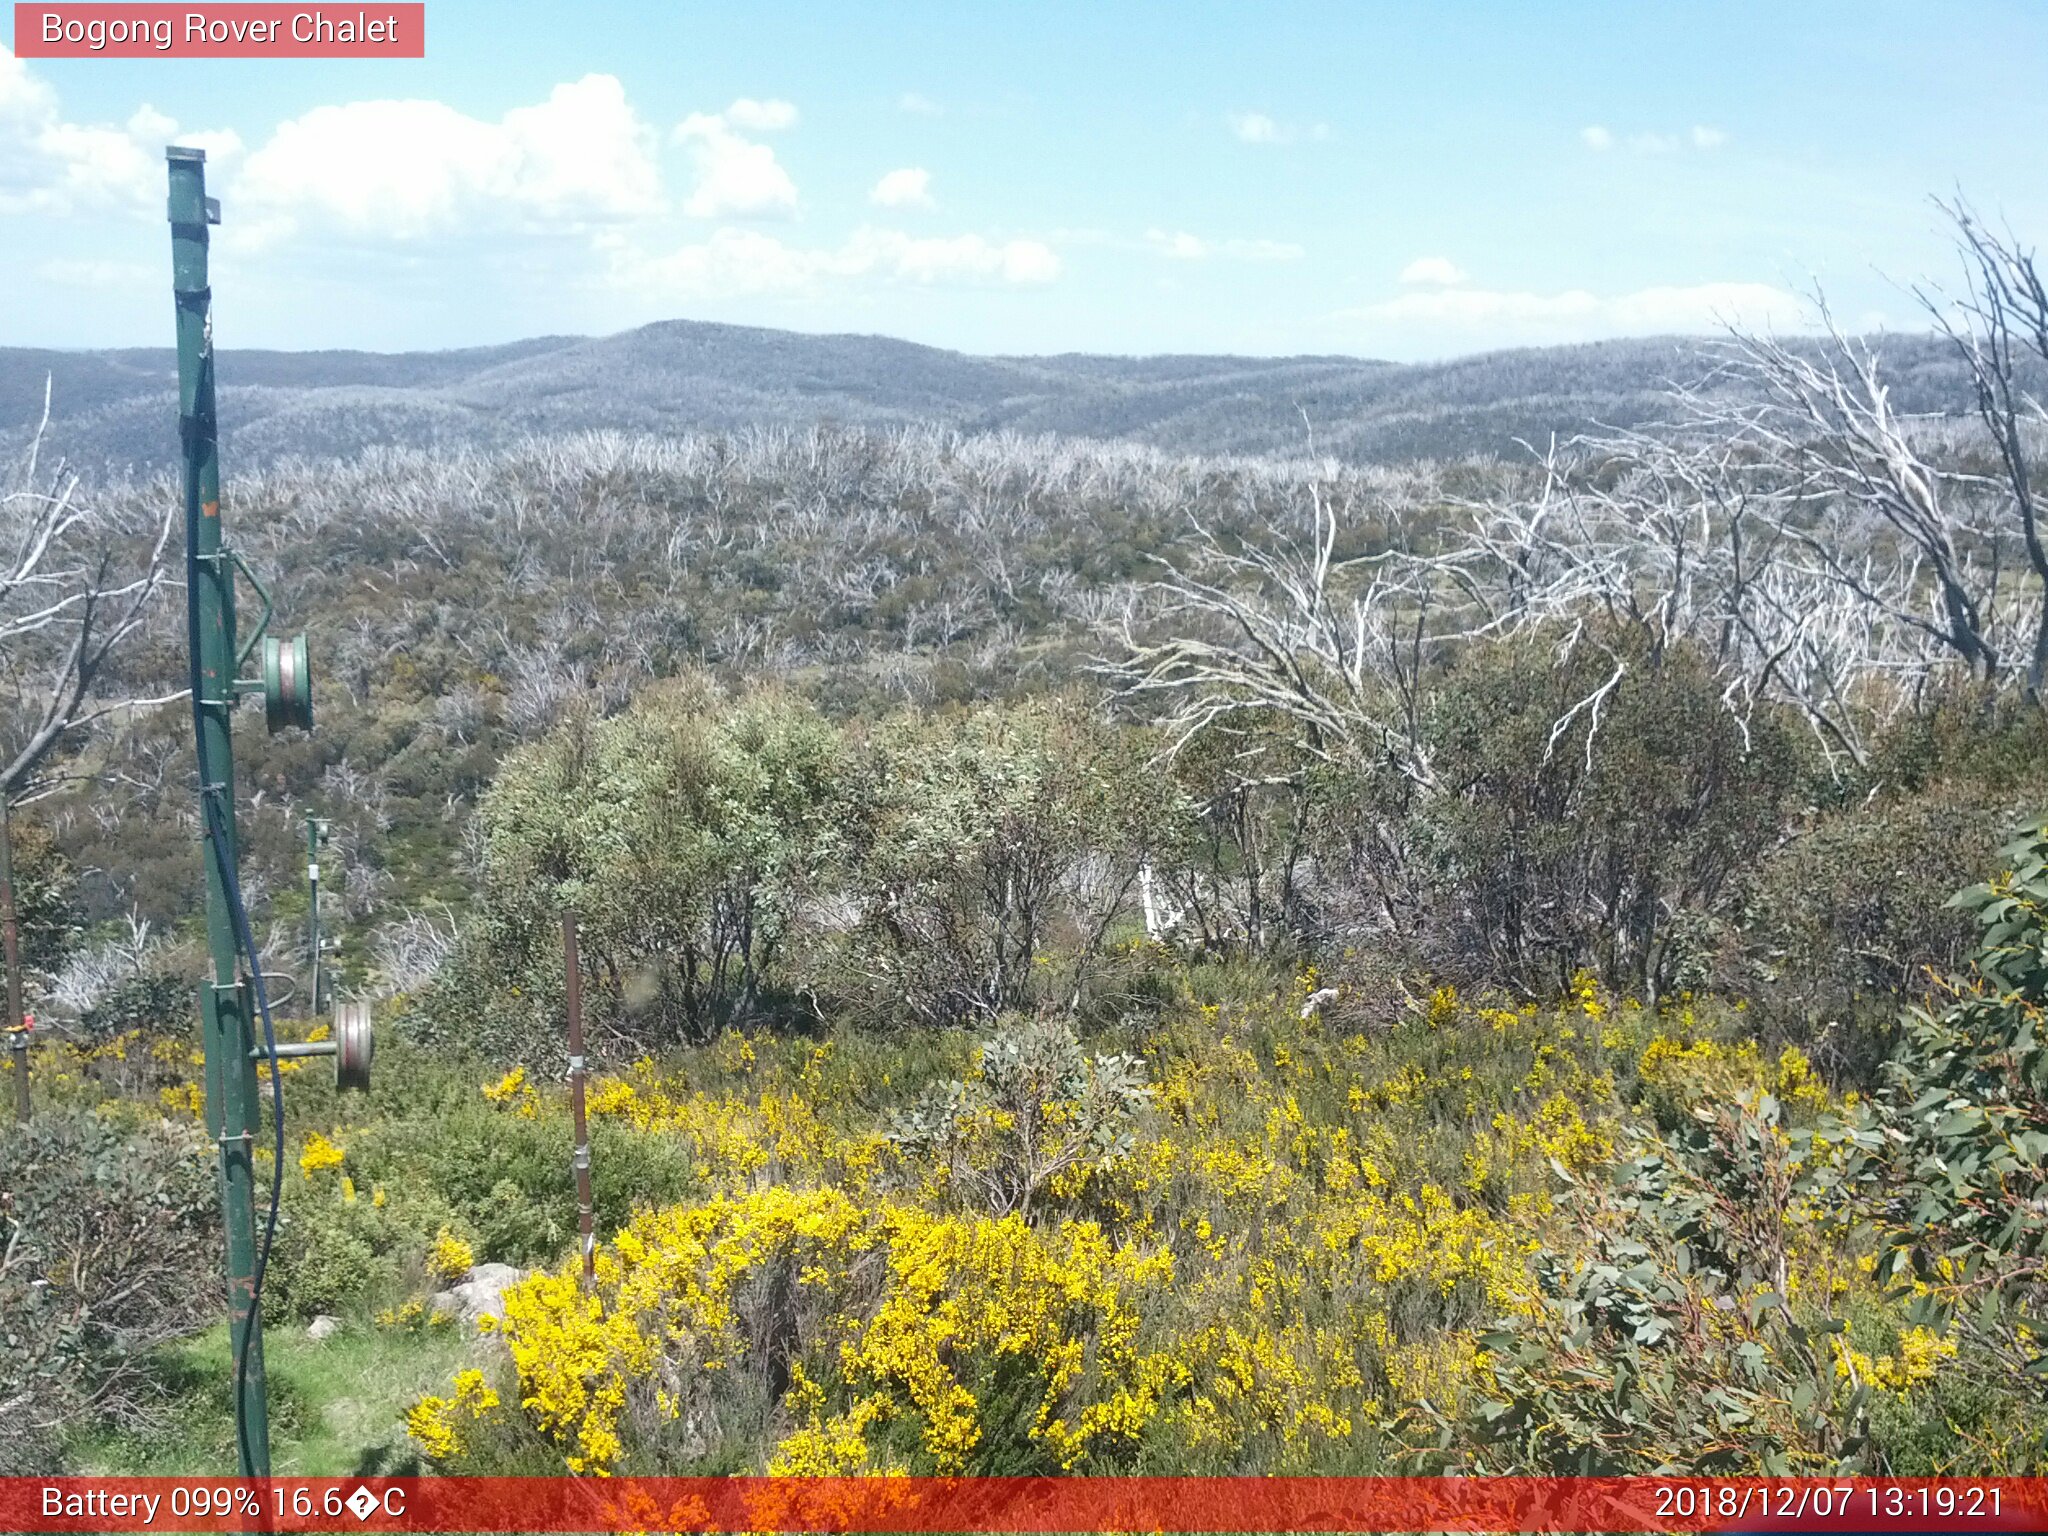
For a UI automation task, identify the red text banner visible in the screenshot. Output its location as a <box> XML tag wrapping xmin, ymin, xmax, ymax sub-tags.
<box><xmin>13</xmin><ymin>4</ymin><xmax>425</xmax><ymax>57</ymax></box>
<box><xmin>3</xmin><ymin>1477</ymin><xmax>2047</xmax><ymax>1533</ymax></box>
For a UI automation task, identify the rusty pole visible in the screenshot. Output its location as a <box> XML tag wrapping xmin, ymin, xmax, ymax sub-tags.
<box><xmin>563</xmin><ymin>911</ymin><xmax>596</xmax><ymax>1288</ymax></box>
<box><xmin>2</xmin><ymin>794</ymin><xmax>28</xmax><ymax>1122</ymax></box>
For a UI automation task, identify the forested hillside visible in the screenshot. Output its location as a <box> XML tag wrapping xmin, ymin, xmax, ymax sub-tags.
<box><xmin>5</xmin><ymin>218</ymin><xmax>2048</xmax><ymax>1481</ymax></box>
<box><xmin>2</xmin><ymin>323</ymin><xmax>2020</xmax><ymax>470</ymax></box>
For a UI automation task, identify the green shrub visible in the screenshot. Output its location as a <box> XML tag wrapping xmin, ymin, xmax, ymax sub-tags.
<box><xmin>1859</xmin><ymin>819</ymin><xmax>2048</xmax><ymax>1388</ymax></box>
<box><xmin>1745</xmin><ymin>778</ymin><xmax>2017</xmax><ymax>1080</ymax></box>
<box><xmin>415</xmin><ymin>677</ymin><xmax>845</xmax><ymax>1057</ymax></box>
<box><xmin>1418</xmin><ymin>630</ymin><xmax>1801</xmax><ymax>998</ymax></box>
<box><xmin>5</xmin><ymin>814</ymin><xmax>79</xmax><ymax>973</ymax></box>
<box><xmin>841</xmin><ymin>697</ymin><xmax>1179</xmax><ymax>1025</ymax></box>
<box><xmin>888</xmin><ymin>1014</ymin><xmax>1154</xmax><ymax>1219</ymax></box>
<box><xmin>327</xmin><ymin>1061</ymin><xmax>701</xmax><ymax>1268</ymax></box>
<box><xmin>418</xmin><ymin>687</ymin><xmax>1181</xmax><ymax>1055</ymax></box>
<box><xmin>1420</xmin><ymin>1095</ymin><xmax>1869</xmax><ymax>1474</ymax></box>
<box><xmin>79</xmin><ymin>971</ymin><xmax>193</xmax><ymax>1043</ymax></box>
<box><xmin>1864</xmin><ymin>685</ymin><xmax>2048</xmax><ymax>798</ymax></box>
<box><xmin>0</xmin><ymin>1110</ymin><xmax>218</xmax><ymax>1456</ymax></box>
<box><xmin>268</xmin><ymin>1187</ymin><xmax>405</xmax><ymax>1319</ymax></box>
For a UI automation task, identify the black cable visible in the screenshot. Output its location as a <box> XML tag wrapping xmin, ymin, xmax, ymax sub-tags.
<box><xmin>212</xmin><ymin>793</ymin><xmax>286</xmax><ymax>1473</ymax></box>
<box><xmin>185</xmin><ymin>442</ymin><xmax>287</xmax><ymax>1476</ymax></box>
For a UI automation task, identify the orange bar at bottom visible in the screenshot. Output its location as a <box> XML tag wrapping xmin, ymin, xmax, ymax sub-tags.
<box><xmin>6</xmin><ymin>1477</ymin><xmax>2048</xmax><ymax>1534</ymax></box>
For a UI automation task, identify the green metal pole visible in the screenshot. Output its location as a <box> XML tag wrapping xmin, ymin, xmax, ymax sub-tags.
<box><xmin>169</xmin><ymin>144</ymin><xmax>271</xmax><ymax>1478</ymax></box>
<box><xmin>306</xmin><ymin>814</ymin><xmax>322</xmax><ymax>1017</ymax></box>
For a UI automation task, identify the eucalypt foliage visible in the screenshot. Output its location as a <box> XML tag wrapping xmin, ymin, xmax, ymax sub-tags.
<box><xmin>1871</xmin><ymin>819</ymin><xmax>2048</xmax><ymax>1383</ymax></box>
<box><xmin>889</xmin><ymin>1015</ymin><xmax>1154</xmax><ymax>1221</ymax></box>
<box><xmin>1418</xmin><ymin>1092</ymin><xmax>1872</xmax><ymax>1474</ymax></box>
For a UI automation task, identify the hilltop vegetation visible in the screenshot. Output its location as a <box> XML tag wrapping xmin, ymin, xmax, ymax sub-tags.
<box><xmin>4</xmin><ymin>322</ymin><xmax>2026</xmax><ymax>471</ymax></box>
<box><xmin>6</xmin><ymin>218</ymin><xmax>2048</xmax><ymax>1477</ymax></box>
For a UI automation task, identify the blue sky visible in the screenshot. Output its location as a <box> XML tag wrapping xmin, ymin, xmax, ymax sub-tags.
<box><xmin>6</xmin><ymin>1</ymin><xmax>2047</xmax><ymax>359</ymax></box>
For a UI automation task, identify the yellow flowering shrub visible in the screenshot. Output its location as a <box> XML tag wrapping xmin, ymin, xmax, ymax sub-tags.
<box><xmin>429</xmin><ymin>1226</ymin><xmax>476</xmax><ymax>1284</ymax></box>
<box><xmin>1832</xmin><ymin>1326</ymin><xmax>1957</xmax><ymax>1399</ymax></box>
<box><xmin>158</xmin><ymin>1082</ymin><xmax>206</xmax><ymax>1119</ymax></box>
<box><xmin>400</xmin><ymin>973</ymin><xmax>1997</xmax><ymax>1475</ymax></box>
<box><xmin>1638</xmin><ymin>1032</ymin><xmax>1837</xmax><ymax>1124</ymax></box>
<box><xmin>298</xmin><ymin>1130</ymin><xmax>345</xmax><ymax>1176</ymax></box>
<box><xmin>482</xmin><ymin>1064</ymin><xmax>541</xmax><ymax>1118</ymax></box>
<box><xmin>408</xmin><ymin>1368</ymin><xmax>500</xmax><ymax>1461</ymax></box>
<box><xmin>481</xmin><ymin>1187</ymin><xmax>1180</xmax><ymax>1474</ymax></box>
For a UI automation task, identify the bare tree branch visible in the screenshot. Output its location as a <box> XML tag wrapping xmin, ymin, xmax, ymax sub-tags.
<box><xmin>1</xmin><ymin>380</ymin><xmax>181</xmax><ymax>798</ymax></box>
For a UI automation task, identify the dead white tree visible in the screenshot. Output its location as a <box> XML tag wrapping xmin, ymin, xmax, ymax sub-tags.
<box><xmin>1109</xmin><ymin>480</ymin><xmax>1444</xmax><ymax>788</ymax></box>
<box><xmin>1679</xmin><ymin>310</ymin><xmax>2024</xmax><ymax>693</ymax></box>
<box><xmin>1108</xmin><ymin>439</ymin><xmax>1761</xmax><ymax>793</ymax></box>
<box><xmin>1104</xmin><ymin>369</ymin><xmax>1982</xmax><ymax>802</ymax></box>
<box><xmin>1920</xmin><ymin>197</ymin><xmax>2048</xmax><ymax>698</ymax></box>
<box><xmin>371</xmin><ymin>904</ymin><xmax>461</xmax><ymax>995</ymax></box>
<box><xmin>1472</xmin><ymin>430</ymin><xmax>1948</xmax><ymax>775</ymax></box>
<box><xmin>1</xmin><ymin>381</ymin><xmax>179</xmax><ymax>800</ymax></box>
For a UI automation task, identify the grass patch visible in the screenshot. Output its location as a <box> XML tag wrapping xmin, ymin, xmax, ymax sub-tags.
<box><xmin>73</xmin><ymin>1314</ymin><xmax>475</xmax><ymax>1476</ymax></box>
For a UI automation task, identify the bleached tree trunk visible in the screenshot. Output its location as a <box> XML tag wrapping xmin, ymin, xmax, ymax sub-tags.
<box><xmin>1922</xmin><ymin>198</ymin><xmax>2048</xmax><ymax>702</ymax></box>
<box><xmin>2</xmin><ymin>381</ymin><xmax>179</xmax><ymax>799</ymax></box>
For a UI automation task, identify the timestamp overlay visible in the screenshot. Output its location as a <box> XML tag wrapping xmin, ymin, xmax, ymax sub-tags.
<box><xmin>2</xmin><ymin>1478</ymin><xmax>2045</xmax><ymax>1533</ymax></box>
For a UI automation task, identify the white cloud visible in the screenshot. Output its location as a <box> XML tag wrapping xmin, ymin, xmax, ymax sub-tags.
<box><xmin>1584</xmin><ymin>121</ymin><xmax>1729</xmax><ymax>154</ymax></box>
<box><xmin>876</xmin><ymin>229</ymin><xmax>1058</xmax><ymax>284</ymax></box>
<box><xmin>504</xmin><ymin>77</ymin><xmax>663</xmax><ymax>216</ymax></box>
<box><xmin>601</xmin><ymin>226</ymin><xmax>816</xmax><ymax>298</ymax></box>
<box><xmin>1149</xmin><ymin>229</ymin><xmax>1208</xmax><ymax>260</ymax></box>
<box><xmin>236</xmin><ymin>74</ymin><xmax>658</xmax><ymax>242</ymax></box>
<box><xmin>0</xmin><ymin>46</ymin><xmax>240</xmax><ymax>216</ymax></box>
<box><xmin>241</xmin><ymin>101</ymin><xmax>499</xmax><ymax>240</ymax></box>
<box><xmin>125</xmin><ymin>104</ymin><xmax>176</xmax><ymax>143</ymax></box>
<box><xmin>1399</xmin><ymin>256</ymin><xmax>1467</xmax><ymax>286</ymax></box>
<box><xmin>28</xmin><ymin>122</ymin><xmax>161</xmax><ymax>208</ymax></box>
<box><xmin>870</xmin><ymin>167</ymin><xmax>934</xmax><ymax>209</ymax></box>
<box><xmin>1231</xmin><ymin>111</ymin><xmax>1283</xmax><ymax>144</ymax></box>
<box><xmin>725</xmin><ymin>97</ymin><xmax>798</xmax><ymax>132</ymax></box>
<box><xmin>897</xmin><ymin>92</ymin><xmax>943</xmax><ymax>116</ymax></box>
<box><xmin>607</xmin><ymin>225</ymin><xmax>1059</xmax><ymax>298</ymax></box>
<box><xmin>1144</xmin><ymin>229</ymin><xmax>1303</xmax><ymax>262</ymax></box>
<box><xmin>2</xmin><ymin>55</ymin><xmax>1056</xmax><ymax>320</ymax></box>
<box><xmin>1343</xmin><ymin>278</ymin><xmax>1808</xmax><ymax>346</ymax></box>
<box><xmin>1229</xmin><ymin>111</ymin><xmax>1326</xmax><ymax>145</ymax></box>
<box><xmin>0</xmin><ymin>45</ymin><xmax>58</xmax><ymax>130</ymax></box>
<box><xmin>674</xmin><ymin>106</ymin><xmax>798</xmax><ymax>219</ymax></box>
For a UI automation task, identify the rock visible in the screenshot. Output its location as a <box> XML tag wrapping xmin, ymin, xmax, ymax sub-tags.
<box><xmin>433</xmin><ymin>1262</ymin><xmax>527</xmax><ymax>1327</ymax></box>
<box><xmin>306</xmin><ymin>1314</ymin><xmax>343</xmax><ymax>1342</ymax></box>
<box><xmin>1299</xmin><ymin>986</ymin><xmax>1341</xmax><ymax>1020</ymax></box>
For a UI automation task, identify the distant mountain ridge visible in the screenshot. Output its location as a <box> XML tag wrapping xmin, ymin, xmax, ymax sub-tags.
<box><xmin>0</xmin><ymin>318</ymin><xmax>1991</xmax><ymax>471</ymax></box>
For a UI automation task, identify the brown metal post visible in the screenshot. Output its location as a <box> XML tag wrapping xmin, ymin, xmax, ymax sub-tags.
<box><xmin>563</xmin><ymin>910</ymin><xmax>596</xmax><ymax>1288</ymax></box>
<box><xmin>2</xmin><ymin>794</ymin><xmax>28</xmax><ymax>1122</ymax></box>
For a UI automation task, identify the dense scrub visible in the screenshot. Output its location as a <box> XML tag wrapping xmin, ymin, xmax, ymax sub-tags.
<box><xmin>10</xmin><ymin>277</ymin><xmax>2048</xmax><ymax>1473</ymax></box>
<box><xmin>397</xmin><ymin>665</ymin><xmax>2043</xmax><ymax>1087</ymax></box>
<box><xmin>11</xmin><ymin>696</ymin><xmax>2046</xmax><ymax>1474</ymax></box>
<box><xmin>0</xmin><ymin>1106</ymin><xmax>218</xmax><ymax>1470</ymax></box>
<box><xmin>30</xmin><ymin>934</ymin><xmax>2038</xmax><ymax>1476</ymax></box>
<box><xmin>25</xmin><ymin>415</ymin><xmax>2042</xmax><ymax>1035</ymax></box>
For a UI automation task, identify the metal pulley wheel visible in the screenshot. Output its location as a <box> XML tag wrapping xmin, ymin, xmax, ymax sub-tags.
<box><xmin>262</xmin><ymin>632</ymin><xmax>313</xmax><ymax>734</ymax></box>
<box><xmin>333</xmin><ymin>999</ymin><xmax>373</xmax><ymax>1092</ymax></box>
